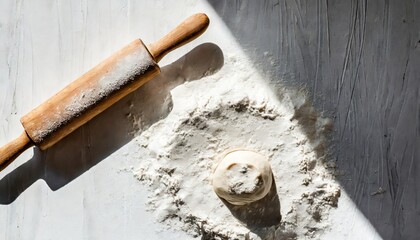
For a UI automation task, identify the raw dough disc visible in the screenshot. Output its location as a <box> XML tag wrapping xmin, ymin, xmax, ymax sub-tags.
<box><xmin>212</xmin><ymin>149</ymin><xmax>273</xmax><ymax>205</ymax></box>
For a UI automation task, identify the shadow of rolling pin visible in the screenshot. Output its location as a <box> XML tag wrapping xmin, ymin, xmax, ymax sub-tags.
<box><xmin>0</xmin><ymin>13</ymin><xmax>210</xmax><ymax>172</ymax></box>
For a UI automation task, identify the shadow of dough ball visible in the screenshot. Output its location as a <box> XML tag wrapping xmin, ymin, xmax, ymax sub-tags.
<box><xmin>212</xmin><ymin>149</ymin><xmax>273</xmax><ymax>205</ymax></box>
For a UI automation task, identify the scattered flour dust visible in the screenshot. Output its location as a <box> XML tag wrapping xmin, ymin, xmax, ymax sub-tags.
<box><xmin>129</xmin><ymin>51</ymin><xmax>340</xmax><ymax>239</ymax></box>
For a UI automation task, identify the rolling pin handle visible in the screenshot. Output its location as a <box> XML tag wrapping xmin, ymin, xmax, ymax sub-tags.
<box><xmin>0</xmin><ymin>132</ymin><xmax>34</xmax><ymax>172</ymax></box>
<box><xmin>148</xmin><ymin>13</ymin><xmax>210</xmax><ymax>62</ymax></box>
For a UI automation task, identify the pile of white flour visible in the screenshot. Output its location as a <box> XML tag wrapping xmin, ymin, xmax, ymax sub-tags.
<box><xmin>129</xmin><ymin>50</ymin><xmax>340</xmax><ymax>239</ymax></box>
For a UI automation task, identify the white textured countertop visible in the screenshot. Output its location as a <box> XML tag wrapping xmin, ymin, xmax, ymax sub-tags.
<box><xmin>0</xmin><ymin>0</ymin><xmax>394</xmax><ymax>239</ymax></box>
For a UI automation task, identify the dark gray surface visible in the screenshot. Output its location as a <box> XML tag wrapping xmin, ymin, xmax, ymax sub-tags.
<box><xmin>207</xmin><ymin>0</ymin><xmax>420</xmax><ymax>239</ymax></box>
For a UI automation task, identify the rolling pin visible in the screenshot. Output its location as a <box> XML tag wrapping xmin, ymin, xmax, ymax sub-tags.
<box><xmin>0</xmin><ymin>13</ymin><xmax>210</xmax><ymax>172</ymax></box>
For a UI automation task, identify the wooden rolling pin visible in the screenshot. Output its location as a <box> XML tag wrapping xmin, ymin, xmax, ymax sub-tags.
<box><xmin>0</xmin><ymin>13</ymin><xmax>210</xmax><ymax>171</ymax></box>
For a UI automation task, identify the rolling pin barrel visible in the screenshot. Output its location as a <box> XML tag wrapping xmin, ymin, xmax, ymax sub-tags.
<box><xmin>0</xmin><ymin>13</ymin><xmax>209</xmax><ymax>171</ymax></box>
<box><xmin>21</xmin><ymin>40</ymin><xmax>160</xmax><ymax>150</ymax></box>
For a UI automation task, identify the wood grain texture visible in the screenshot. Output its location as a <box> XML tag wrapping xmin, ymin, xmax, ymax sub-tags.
<box><xmin>0</xmin><ymin>132</ymin><xmax>33</xmax><ymax>171</ymax></box>
<box><xmin>208</xmin><ymin>0</ymin><xmax>420</xmax><ymax>239</ymax></box>
<box><xmin>148</xmin><ymin>13</ymin><xmax>210</xmax><ymax>62</ymax></box>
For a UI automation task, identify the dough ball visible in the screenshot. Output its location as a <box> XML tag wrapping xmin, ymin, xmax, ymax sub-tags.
<box><xmin>212</xmin><ymin>149</ymin><xmax>273</xmax><ymax>205</ymax></box>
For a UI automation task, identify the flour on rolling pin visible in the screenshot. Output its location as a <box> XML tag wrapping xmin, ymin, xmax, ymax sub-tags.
<box><xmin>67</xmin><ymin>44</ymin><xmax>155</xmax><ymax>114</ymax></box>
<box><xmin>21</xmin><ymin>40</ymin><xmax>160</xmax><ymax>149</ymax></box>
